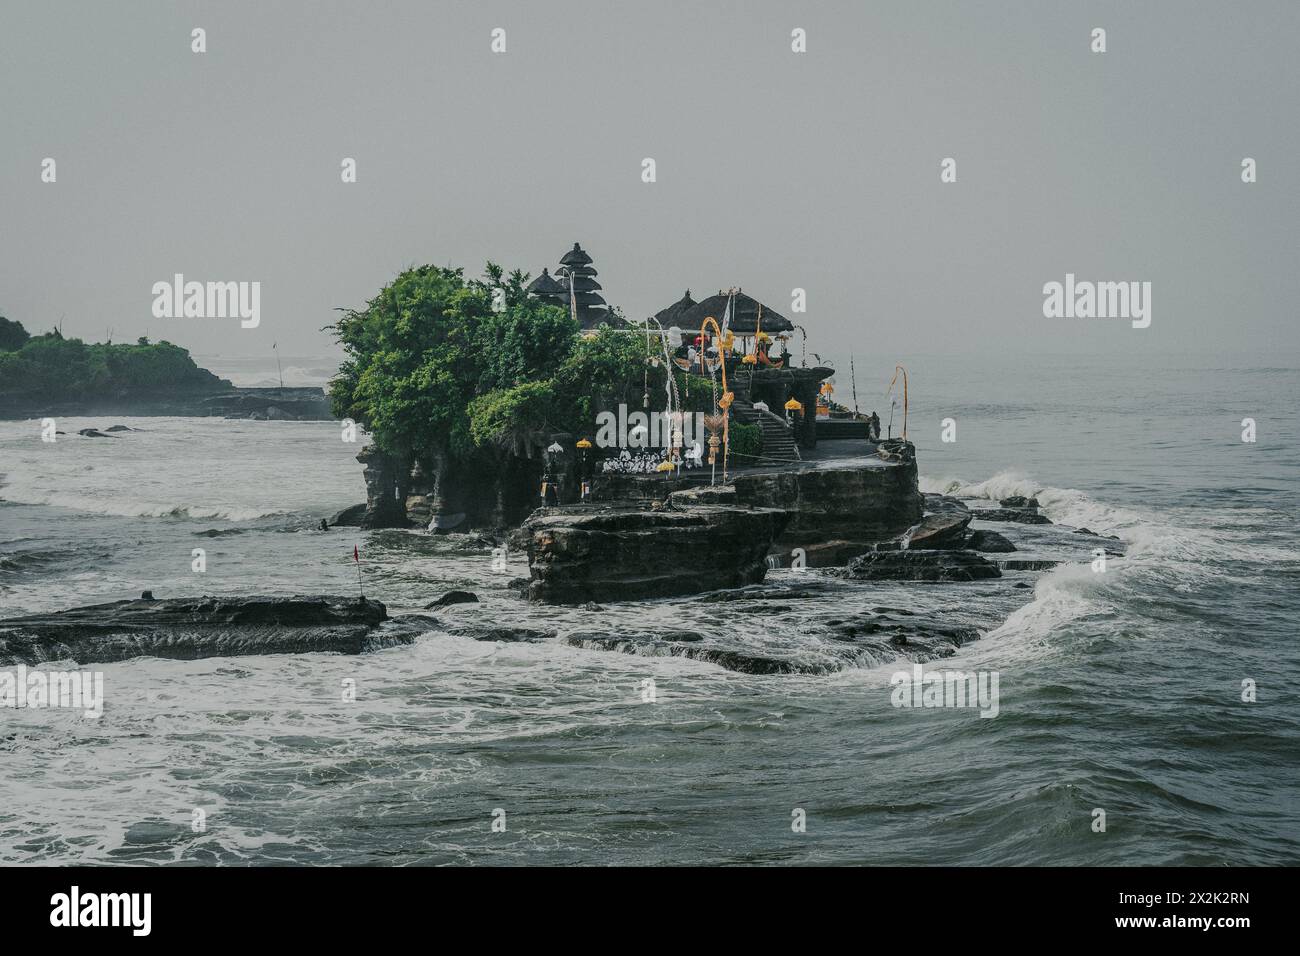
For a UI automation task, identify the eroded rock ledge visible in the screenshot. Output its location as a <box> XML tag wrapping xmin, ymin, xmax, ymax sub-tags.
<box><xmin>0</xmin><ymin>595</ymin><xmax>426</xmax><ymax>665</ymax></box>
<box><xmin>522</xmin><ymin>504</ymin><xmax>789</xmax><ymax>604</ymax></box>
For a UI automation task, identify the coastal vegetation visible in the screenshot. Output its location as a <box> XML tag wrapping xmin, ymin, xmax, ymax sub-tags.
<box><xmin>0</xmin><ymin>318</ymin><xmax>226</xmax><ymax>401</ymax></box>
<box><xmin>328</xmin><ymin>263</ymin><xmax>713</xmax><ymax>467</ymax></box>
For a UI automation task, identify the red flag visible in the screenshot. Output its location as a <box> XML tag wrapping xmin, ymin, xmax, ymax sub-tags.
<box><xmin>353</xmin><ymin>545</ymin><xmax>359</xmax><ymax>563</ymax></box>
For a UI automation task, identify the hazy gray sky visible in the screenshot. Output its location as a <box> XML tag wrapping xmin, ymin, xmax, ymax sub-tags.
<box><xmin>3</xmin><ymin>0</ymin><xmax>1297</xmax><ymax>368</ymax></box>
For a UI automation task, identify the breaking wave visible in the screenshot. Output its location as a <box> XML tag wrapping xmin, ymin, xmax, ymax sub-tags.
<box><xmin>921</xmin><ymin>468</ymin><xmax>1299</xmax><ymax>660</ymax></box>
<box><xmin>0</xmin><ymin>484</ymin><xmax>290</xmax><ymax>522</ymax></box>
<box><xmin>920</xmin><ymin>469</ymin><xmax>1296</xmax><ymax>565</ymax></box>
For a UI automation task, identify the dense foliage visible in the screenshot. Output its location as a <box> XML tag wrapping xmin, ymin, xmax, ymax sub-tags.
<box><xmin>727</xmin><ymin>421</ymin><xmax>762</xmax><ymax>461</ymax></box>
<box><xmin>0</xmin><ymin>328</ymin><xmax>226</xmax><ymax>399</ymax></box>
<box><xmin>329</xmin><ymin>263</ymin><xmax>718</xmax><ymax>466</ymax></box>
<box><xmin>0</xmin><ymin>316</ymin><xmax>30</xmax><ymax>352</ymax></box>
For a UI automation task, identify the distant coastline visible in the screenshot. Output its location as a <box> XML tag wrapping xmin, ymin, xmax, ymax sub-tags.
<box><xmin>0</xmin><ymin>316</ymin><xmax>334</xmax><ymax>421</ymax></box>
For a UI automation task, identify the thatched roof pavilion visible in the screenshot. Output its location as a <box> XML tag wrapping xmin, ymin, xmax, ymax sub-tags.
<box><xmin>671</xmin><ymin>291</ymin><xmax>795</xmax><ymax>336</ymax></box>
<box><xmin>525</xmin><ymin>268</ymin><xmax>566</xmax><ymax>299</ymax></box>
<box><xmin>653</xmin><ymin>290</ymin><xmax>697</xmax><ymax>328</ymax></box>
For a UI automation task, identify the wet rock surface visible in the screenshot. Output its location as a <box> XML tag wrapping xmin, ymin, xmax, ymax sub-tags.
<box><xmin>329</xmin><ymin>503</ymin><xmax>368</xmax><ymax>527</ymax></box>
<box><xmin>835</xmin><ymin>550</ymin><xmax>1003</xmax><ymax>582</ymax></box>
<box><xmin>968</xmin><ymin>508</ymin><xmax>1052</xmax><ymax>525</ymax></box>
<box><xmin>923</xmin><ymin>494</ymin><xmax>971</xmax><ymax>516</ymax></box>
<box><xmin>905</xmin><ymin>511</ymin><xmax>972</xmax><ymax>549</ymax></box>
<box><xmin>998</xmin><ymin>559</ymin><xmax>1061</xmax><ymax>571</ymax></box>
<box><xmin>424</xmin><ymin>590</ymin><xmax>480</xmax><ymax>609</ymax></box>
<box><xmin>447</xmin><ymin>623</ymin><xmax>556</xmax><ymax>643</ymax></box>
<box><xmin>563</xmin><ymin>631</ymin><xmax>820</xmax><ymax>675</ymax></box>
<box><xmin>966</xmin><ymin>529</ymin><xmax>1017</xmax><ymax>552</ymax></box>
<box><xmin>523</xmin><ymin>504</ymin><xmax>789</xmax><ymax>604</ymax></box>
<box><xmin>999</xmin><ymin>496</ymin><xmax>1040</xmax><ymax>510</ymax></box>
<box><xmin>731</xmin><ymin>459</ymin><xmax>924</xmax><ymax>542</ymax></box>
<box><xmin>0</xmin><ymin>595</ymin><xmax>420</xmax><ymax>665</ymax></box>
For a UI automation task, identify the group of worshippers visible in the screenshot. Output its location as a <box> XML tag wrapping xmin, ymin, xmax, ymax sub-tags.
<box><xmin>598</xmin><ymin>444</ymin><xmax>706</xmax><ymax>475</ymax></box>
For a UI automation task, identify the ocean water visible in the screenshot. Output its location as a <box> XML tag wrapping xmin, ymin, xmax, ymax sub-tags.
<box><xmin>0</xmin><ymin>352</ymin><xmax>1297</xmax><ymax>866</ymax></box>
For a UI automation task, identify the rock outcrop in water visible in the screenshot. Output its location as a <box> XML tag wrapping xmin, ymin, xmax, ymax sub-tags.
<box><xmin>563</xmin><ymin>630</ymin><xmax>819</xmax><ymax>674</ymax></box>
<box><xmin>904</xmin><ymin>511</ymin><xmax>972</xmax><ymax>549</ymax></box>
<box><xmin>0</xmin><ymin>595</ymin><xmax>426</xmax><ymax>665</ymax></box>
<box><xmin>966</xmin><ymin>529</ymin><xmax>1017</xmax><ymax>552</ymax></box>
<box><xmin>523</xmin><ymin>504</ymin><xmax>789</xmax><ymax>604</ymax></box>
<box><xmin>560</xmin><ymin>600</ymin><xmax>985</xmax><ymax>676</ymax></box>
<box><xmin>835</xmin><ymin>550</ymin><xmax>1002</xmax><ymax>582</ymax></box>
<box><xmin>969</xmin><ymin>508</ymin><xmax>1052</xmax><ymax>525</ymax></box>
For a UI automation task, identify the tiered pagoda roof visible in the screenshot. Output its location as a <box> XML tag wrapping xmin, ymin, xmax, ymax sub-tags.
<box><xmin>528</xmin><ymin>242</ymin><xmax>618</xmax><ymax>330</ymax></box>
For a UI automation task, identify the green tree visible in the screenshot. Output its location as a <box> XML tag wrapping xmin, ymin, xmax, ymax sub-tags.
<box><xmin>329</xmin><ymin>263</ymin><xmax>583</xmax><ymax>464</ymax></box>
<box><xmin>0</xmin><ymin>331</ymin><xmax>223</xmax><ymax>399</ymax></box>
<box><xmin>330</xmin><ymin>261</ymin><xmax>731</xmax><ymax>470</ymax></box>
<box><xmin>0</xmin><ymin>316</ymin><xmax>29</xmax><ymax>352</ymax></box>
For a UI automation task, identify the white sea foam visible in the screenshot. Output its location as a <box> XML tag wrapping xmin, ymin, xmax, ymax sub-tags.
<box><xmin>0</xmin><ymin>482</ymin><xmax>287</xmax><ymax>521</ymax></box>
<box><xmin>920</xmin><ymin>469</ymin><xmax>1297</xmax><ymax>565</ymax></box>
<box><xmin>0</xmin><ymin>417</ymin><xmax>360</xmax><ymax>522</ymax></box>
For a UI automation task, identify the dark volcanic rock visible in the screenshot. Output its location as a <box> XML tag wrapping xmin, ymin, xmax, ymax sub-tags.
<box><xmin>730</xmin><ymin>460</ymin><xmax>923</xmax><ymax>543</ymax></box>
<box><xmin>424</xmin><ymin>590</ymin><xmax>479</xmax><ymax>609</ymax></box>
<box><xmin>970</xmin><ymin>508</ymin><xmax>1052</xmax><ymax>525</ymax></box>
<box><xmin>103</xmin><ymin>425</ymin><xmax>137</xmax><ymax>433</ymax></box>
<box><xmin>827</xmin><ymin>613</ymin><xmax>982</xmax><ymax>661</ymax></box>
<box><xmin>769</xmin><ymin>540</ymin><xmax>878</xmax><ymax>567</ymax></box>
<box><xmin>356</xmin><ymin>445</ymin><xmax>412</xmax><ymax>529</ymax></box>
<box><xmin>0</xmin><ymin>595</ymin><xmax>416</xmax><ymax>665</ymax></box>
<box><xmin>966</xmin><ymin>529</ymin><xmax>1017</xmax><ymax>553</ymax></box>
<box><xmin>329</xmin><ymin>503</ymin><xmax>368</xmax><ymax>527</ymax></box>
<box><xmin>905</xmin><ymin>511</ymin><xmax>972</xmax><ymax>549</ymax></box>
<box><xmin>563</xmin><ymin>631</ymin><xmax>818</xmax><ymax>675</ymax></box>
<box><xmin>523</xmin><ymin>504</ymin><xmax>789</xmax><ymax>604</ymax></box>
<box><xmin>999</xmin><ymin>559</ymin><xmax>1061</xmax><ymax>571</ymax></box>
<box><xmin>76</xmin><ymin>428</ymin><xmax>116</xmax><ymax>438</ymax></box>
<box><xmin>923</xmin><ymin>494</ymin><xmax>970</xmax><ymax>516</ymax></box>
<box><xmin>696</xmin><ymin>585</ymin><xmax>820</xmax><ymax>602</ymax></box>
<box><xmin>835</xmin><ymin>549</ymin><xmax>1002</xmax><ymax>582</ymax></box>
<box><xmin>1075</xmin><ymin>528</ymin><xmax>1121</xmax><ymax>540</ymax></box>
<box><xmin>999</xmin><ymin>496</ymin><xmax>1039</xmax><ymax>510</ymax></box>
<box><xmin>448</xmin><ymin>623</ymin><xmax>554</xmax><ymax>643</ymax></box>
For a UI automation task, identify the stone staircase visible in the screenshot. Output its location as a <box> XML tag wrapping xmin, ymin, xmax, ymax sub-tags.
<box><xmin>730</xmin><ymin>397</ymin><xmax>801</xmax><ymax>463</ymax></box>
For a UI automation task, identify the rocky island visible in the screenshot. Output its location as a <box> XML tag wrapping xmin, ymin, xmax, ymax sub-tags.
<box><xmin>1</xmin><ymin>245</ymin><xmax>1122</xmax><ymax>673</ymax></box>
